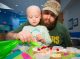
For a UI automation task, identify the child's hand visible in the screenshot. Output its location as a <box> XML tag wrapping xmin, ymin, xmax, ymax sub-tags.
<box><xmin>31</xmin><ymin>38</ymin><xmax>37</xmax><ymax>42</ymax></box>
<box><xmin>36</xmin><ymin>34</ymin><xmax>45</xmax><ymax>43</ymax></box>
<box><xmin>36</xmin><ymin>34</ymin><xmax>42</xmax><ymax>40</ymax></box>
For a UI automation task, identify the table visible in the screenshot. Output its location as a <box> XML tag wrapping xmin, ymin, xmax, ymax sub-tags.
<box><xmin>6</xmin><ymin>46</ymin><xmax>80</xmax><ymax>59</ymax></box>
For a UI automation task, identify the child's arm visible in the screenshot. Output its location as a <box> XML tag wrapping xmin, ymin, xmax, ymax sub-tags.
<box><xmin>36</xmin><ymin>26</ymin><xmax>52</xmax><ymax>45</ymax></box>
<box><xmin>18</xmin><ymin>26</ymin><xmax>36</xmax><ymax>42</ymax></box>
<box><xmin>42</xmin><ymin>26</ymin><xmax>52</xmax><ymax>45</ymax></box>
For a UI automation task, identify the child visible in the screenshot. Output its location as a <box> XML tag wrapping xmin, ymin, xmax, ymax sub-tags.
<box><xmin>22</xmin><ymin>5</ymin><xmax>52</xmax><ymax>45</ymax></box>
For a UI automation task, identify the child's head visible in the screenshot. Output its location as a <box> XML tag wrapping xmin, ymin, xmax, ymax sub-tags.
<box><xmin>26</xmin><ymin>5</ymin><xmax>41</xmax><ymax>26</ymax></box>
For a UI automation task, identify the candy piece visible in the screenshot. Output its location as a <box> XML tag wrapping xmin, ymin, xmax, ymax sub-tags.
<box><xmin>56</xmin><ymin>48</ymin><xmax>59</xmax><ymax>51</ymax></box>
<box><xmin>37</xmin><ymin>48</ymin><xmax>41</xmax><ymax>51</ymax></box>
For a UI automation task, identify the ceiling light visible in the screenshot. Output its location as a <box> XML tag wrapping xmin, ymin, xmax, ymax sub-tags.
<box><xmin>0</xmin><ymin>3</ymin><xmax>13</xmax><ymax>10</ymax></box>
<box><xmin>15</xmin><ymin>5</ymin><xmax>19</xmax><ymax>7</ymax></box>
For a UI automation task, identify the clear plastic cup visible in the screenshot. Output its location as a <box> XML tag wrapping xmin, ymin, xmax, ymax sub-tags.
<box><xmin>34</xmin><ymin>52</ymin><xmax>50</xmax><ymax>59</ymax></box>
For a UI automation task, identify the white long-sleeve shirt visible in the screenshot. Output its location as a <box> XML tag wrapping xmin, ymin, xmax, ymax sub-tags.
<box><xmin>22</xmin><ymin>25</ymin><xmax>52</xmax><ymax>45</ymax></box>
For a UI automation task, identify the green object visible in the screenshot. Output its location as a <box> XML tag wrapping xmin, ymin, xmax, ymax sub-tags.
<box><xmin>14</xmin><ymin>54</ymin><xmax>23</xmax><ymax>59</ymax></box>
<box><xmin>29</xmin><ymin>41</ymin><xmax>40</xmax><ymax>46</ymax></box>
<box><xmin>0</xmin><ymin>39</ymin><xmax>40</xmax><ymax>59</ymax></box>
<box><xmin>49</xmin><ymin>21</ymin><xmax>72</xmax><ymax>47</ymax></box>
<box><xmin>0</xmin><ymin>40</ymin><xmax>21</xmax><ymax>59</ymax></box>
<box><xmin>75</xmin><ymin>54</ymin><xmax>80</xmax><ymax>57</ymax></box>
<box><xmin>62</xmin><ymin>54</ymin><xmax>75</xmax><ymax>59</ymax></box>
<box><xmin>6</xmin><ymin>50</ymin><xmax>22</xmax><ymax>59</ymax></box>
<box><xmin>26</xmin><ymin>46</ymin><xmax>35</xmax><ymax>59</ymax></box>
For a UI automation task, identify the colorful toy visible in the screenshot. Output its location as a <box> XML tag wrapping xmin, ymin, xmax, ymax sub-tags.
<box><xmin>0</xmin><ymin>39</ymin><xmax>40</xmax><ymax>59</ymax></box>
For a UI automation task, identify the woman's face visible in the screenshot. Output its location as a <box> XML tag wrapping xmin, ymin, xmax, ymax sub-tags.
<box><xmin>42</xmin><ymin>10</ymin><xmax>57</xmax><ymax>28</ymax></box>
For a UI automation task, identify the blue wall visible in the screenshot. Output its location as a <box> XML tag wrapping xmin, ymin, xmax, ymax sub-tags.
<box><xmin>0</xmin><ymin>9</ymin><xmax>27</xmax><ymax>33</ymax></box>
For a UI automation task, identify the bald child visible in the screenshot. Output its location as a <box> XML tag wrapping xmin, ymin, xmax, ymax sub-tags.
<box><xmin>16</xmin><ymin>5</ymin><xmax>52</xmax><ymax>45</ymax></box>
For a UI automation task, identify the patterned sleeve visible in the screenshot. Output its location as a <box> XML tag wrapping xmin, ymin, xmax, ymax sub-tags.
<box><xmin>41</xmin><ymin>26</ymin><xmax>52</xmax><ymax>45</ymax></box>
<box><xmin>22</xmin><ymin>26</ymin><xmax>30</xmax><ymax>31</ymax></box>
<box><xmin>22</xmin><ymin>26</ymin><xmax>27</xmax><ymax>30</ymax></box>
<box><xmin>22</xmin><ymin>26</ymin><xmax>30</xmax><ymax>33</ymax></box>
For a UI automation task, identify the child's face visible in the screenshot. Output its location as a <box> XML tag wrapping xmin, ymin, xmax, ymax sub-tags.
<box><xmin>27</xmin><ymin>8</ymin><xmax>41</xmax><ymax>26</ymax></box>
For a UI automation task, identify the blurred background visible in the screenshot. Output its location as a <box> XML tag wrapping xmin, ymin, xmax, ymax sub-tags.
<box><xmin>0</xmin><ymin>0</ymin><xmax>80</xmax><ymax>47</ymax></box>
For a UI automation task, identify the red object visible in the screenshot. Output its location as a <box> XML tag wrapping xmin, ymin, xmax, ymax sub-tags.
<box><xmin>64</xmin><ymin>52</ymin><xmax>69</xmax><ymax>56</ymax></box>
<box><xmin>56</xmin><ymin>48</ymin><xmax>59</xmax><ymax>51</ymax></box>
<box><xmin>37</xmin><ymin>48</ymin><xmax>41</xmax><ymax>51</ymax></box>
<box><xmin>50</xmin><ymin>47</ymin><xmax>52</xmax><ymax>50</ymax></box>
<box><xmin>41</xmin><ymin>46</ymin><xmax>47</xmax><ymax>49</ymax></box>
